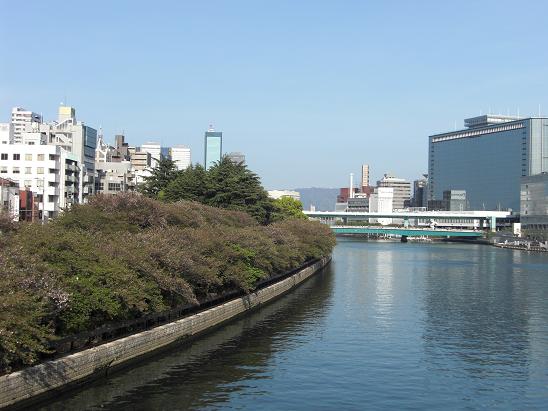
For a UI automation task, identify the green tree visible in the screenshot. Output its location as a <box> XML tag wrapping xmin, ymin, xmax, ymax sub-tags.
<box><xmin>271</xmin><ymin>196</ymin><xmax>307</xmax><ymax>221</ymax></box>
<box><xmin>204</xmin><ymin>157</ymin><xmax>273</xmax><ymax>224</ymax></box>
<box><xmin>163</xmin><ymin>164</ymin><xmax>208</xmax><ymax>203</ymax></box>
<box><xmin>139</xmin><ymin>158</ymin><xmax>179</xmax><ymax>199</ymax></box>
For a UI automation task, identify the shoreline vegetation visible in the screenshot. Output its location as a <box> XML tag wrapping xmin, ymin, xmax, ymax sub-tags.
<box><xmin>0</xmin><ymin>158</ymin><xmax>335</xmax><ymax>374</ymax></box>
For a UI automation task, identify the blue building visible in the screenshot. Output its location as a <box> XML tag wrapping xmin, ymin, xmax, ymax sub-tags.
<box><xmin>204</xmin><ymin>128</ymin><xmax>222</xmax><ymax>170</ymax></box>
<box><xmin>428</xmin><ymin>115</ymin><xmax>548</xmax><ymax>211</ymax></box>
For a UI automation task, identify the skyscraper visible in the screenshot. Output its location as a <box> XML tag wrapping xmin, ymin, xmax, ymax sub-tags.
<box><xmin>204</xmin><ymin>126</ymin><xmax>222</xmax><ymax>170</ymax></box>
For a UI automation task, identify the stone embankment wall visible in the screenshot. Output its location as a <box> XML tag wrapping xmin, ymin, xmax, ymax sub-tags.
<box><xmin>0</xmin><ymin>256</ymin><xmax>330</xmax><ymax>409</ymax></box>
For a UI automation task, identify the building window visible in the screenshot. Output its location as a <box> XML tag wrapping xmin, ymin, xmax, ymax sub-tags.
<box><xmin>13</xmin><ymin>154</ymin><xmax>20</xmax><ymax>160</ymax></box>
<box><xmin>36</xmin><ymin>180</ymin><xmax>43</xmax><ymax>188</ymax></box>
<box><xmin>24</xmin><ymin>180</ymin><xmax>32</xmax><ymax>187</ymax></box>
<box><xmin>108</xmin><ymin>182</ymin><xmax>122</xmax><ymax>191</ymax></box>
<box><xmin>37</xmin><ymin>154</ymin><xmax>44</xmax><ymax>161</ymax></box>
<box><xmin>12</xmin><ymin>167</ymin><xmax>20</xmax><ymax>174</ymax></box>
<box><xmin>25</xmin><ymin>154</ymin><xmax>32</xmax><ymax>161</ymax></box>
<box><xmin>25</xmin><ymin>167</ymin><xmax>32</xmax><ymax>174</ymax></box>
<box><xmin>0</xmin><ymin>166</ymin><xmax>7</xmax><ymax>174</ymax></box>
<box><xmin>0</xmin><ymin>153</ymin><xmax>7</xmax><ymax>160</ymax></box>
<box><xmin>37</xmin><ymin>167</ymin><xmax>44</xmax><ymax>174</ymax></box>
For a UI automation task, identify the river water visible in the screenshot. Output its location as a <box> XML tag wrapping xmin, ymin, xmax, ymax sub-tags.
<box><xmin>41</xmin><ymin>239</ymin><xmax>548</xmax><ymax>410</ymax></box>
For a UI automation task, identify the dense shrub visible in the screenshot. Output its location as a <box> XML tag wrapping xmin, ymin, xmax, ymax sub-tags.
<box><xmin>0</xmin><ymin>193</ymin><xmax>335</xmax><ymax>373</ymax></box>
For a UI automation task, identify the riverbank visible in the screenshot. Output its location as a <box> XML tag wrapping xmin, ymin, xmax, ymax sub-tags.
<box><xmin>0</xmin><ymin>194</ymin><xmax>335</xmax><ymax>374</ymax></box>
<box><xmin>0</xmin><ymin>256</ymin><xmax>331</xmax><ymax>409</ymax></box>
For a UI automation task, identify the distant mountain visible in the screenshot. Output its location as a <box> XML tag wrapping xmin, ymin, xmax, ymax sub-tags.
<box><xmin>294</xmin><ymin>187</ymin><xmax>339</xmax><ymax>211</ymax></box>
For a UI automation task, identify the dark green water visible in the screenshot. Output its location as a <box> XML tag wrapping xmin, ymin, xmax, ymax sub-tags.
<box><xmin>41</xmin><ymin>239</ymin><xmax>548</xmax><ymax>410</ymax></box>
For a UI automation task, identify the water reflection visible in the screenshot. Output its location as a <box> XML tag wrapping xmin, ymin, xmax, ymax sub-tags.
<box><xmin>38</xmin><ymin>240</ymin><xmax>548</xmax><ymax>410</ymax></box>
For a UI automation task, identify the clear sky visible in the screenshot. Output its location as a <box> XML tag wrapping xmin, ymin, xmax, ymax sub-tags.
<box><xmin>2</xmin><ymin>0</ymin><xmax>548</xmax><ymax>189</ymax></box>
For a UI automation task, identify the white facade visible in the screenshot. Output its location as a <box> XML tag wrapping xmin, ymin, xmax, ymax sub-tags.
<box><xmin>19</xmin><ymin>106</ymin><xmax>97</xmax><ymax>202</ymax></box>
<box><xmin>170</xmin><ymin>145</ymin><xmax>191</xmax><ymax>170</ymax></box>
<box><xmin>0</xmin><ymin>123</ymin><xmax>13</xmax><ymax>145</ymax></box>
<box><xmin>377</xmin><ymin>174</ymin><xmax>411</xmax><ymax>210</ymax></box>
<box><xmin>0</xmin><ymin>144</ymin><xmax>80</xmax><ymax>219</ymax></box>
<box><xmin>141</xmin><ymin>142</ymin><xmax>162</xmax><ymax>168</ymax></box>
<box><xmin>11</xmin><ymin>107</ymin><xmax>42</xmax><ymax>144</ymax></box>
<box><xmin>369</xmin><ymin>187</ymin><xmax>393</xmax><ymax>225</ymax></box>
<box><xmin>268</xmin><ymin>190</ymin><xmax>301</xmax><ymax>201</ymax></box>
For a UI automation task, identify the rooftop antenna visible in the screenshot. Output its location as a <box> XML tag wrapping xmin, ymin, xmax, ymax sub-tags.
<box><xmin>517</xmin><ymin>107</ymin><xmax>520</xmax><ymax>117</ymax></box>
<box><xmin>538</xmin><ymin>104</ymin><xmax>541</xmax><ymax>117</ymax></box>
<box><xmin>454</xmin><ymin>120</ymin><xmax>457</xmax><ymax>131</ymax></box>
<box><xmin>208</xmin><ymin>123</ymin><xmax>215</xmax><ymax>132</ymax></box>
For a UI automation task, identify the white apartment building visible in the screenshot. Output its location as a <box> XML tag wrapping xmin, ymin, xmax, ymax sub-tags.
<box><xmin>0</xmin><ymin>144</ymin><xmax>80</xmax><ymax>219</ymax></box>
<box><xmin>20</xmin><ymin>106</ymin><xmax>97</xmax><ymax>203</ymax></box>
<box><xmin>170</xmin><ymin>145</ymin><xmax>191</xmax><ymax>170</ymax></box>
<box><xmin>377</xmin><ymin>174</ymin><xmax>411</xmax><ymax>210</ymax></box>
<box><xmin>369</xmin><ymin>187</ymin><xmax>394</xmax><ymax>225</ymax></box>
<box><xmin>141</xmin><ymin>142</ymin><xmax>162</xmax><ymax>168</ymax></box>
<box><xmin>11</xmin><ymin>107</ymin><xmax>42</xmax><ymax>144</ymax></box>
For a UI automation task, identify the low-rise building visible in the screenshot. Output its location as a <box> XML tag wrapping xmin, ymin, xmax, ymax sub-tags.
<box><xmin>520</xmin><ymin>173</ymin><xmax>548</xmax><ymax>241</ymax></box>
<box><xmin>0</xmin><ymin>177</ymin><xmax>19</xmax><ymax>221</ymax></box>
<box><xmin>95</xmin><ymin>162</ymin><xmax>134</xmax><ymax>195</ymax></box>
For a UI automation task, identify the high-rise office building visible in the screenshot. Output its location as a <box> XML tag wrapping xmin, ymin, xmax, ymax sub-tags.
<box><xmin>361</xmin><ymin>164</ymin><xmax>370</xmax><ymax>188</ymax></box>
<box><xmin>204</xmin><ymin>126</ymin><xmax>222</xmax><ymax>170</ymax></box>
<box><xmin>428</xmin><ymin>114</ymin><xmax>548</xmax><ymax>210</ymax></box>
<box><xmin>170</xmin><ymin>145</ymin><xmax>191</xmax><ymax>170</ymax></box>
<box><xmin>11</xmin><ymin>107</ymin><xmax>42</xmax><ymax>144</ymax></box>
<box><xmin>377</xmin><ymin>174</ymin><xmax>411</xmax><ymax>210</ymax></box>
<box><xmin>141</xmin><ymin>142</ymin><xmax>162</xmax><ymax>168</ymax></box>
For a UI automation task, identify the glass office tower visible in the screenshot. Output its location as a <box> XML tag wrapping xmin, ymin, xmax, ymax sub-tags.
<box><xmin>428</xmin><ymin>115</ymin><xmax>548</xmax><ymax>211</ymax></box>
<box><xmin>204</xmin><ymin>130</ymin><xmax>222</xmax><ymax>170</ymax></box>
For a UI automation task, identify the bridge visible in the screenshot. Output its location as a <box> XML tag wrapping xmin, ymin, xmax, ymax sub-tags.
<box><xmin>304</xmin><ymin>210</ymin><xmax>515</xmax><ymax>232</ymax></box>
<box><xmin>332</xmin><ymin>226</ymin><xmax>483</xmax><ymax>238</ymax></box>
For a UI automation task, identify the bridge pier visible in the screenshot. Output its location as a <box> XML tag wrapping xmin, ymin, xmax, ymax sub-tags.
<box><xmin>490</xmin><ymin>216</ymin><xmax>497</xmax><ymax>232</ymax></box>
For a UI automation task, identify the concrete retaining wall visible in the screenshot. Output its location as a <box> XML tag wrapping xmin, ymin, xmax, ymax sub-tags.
<box><xmin>0</xmin><ymin>256</ymin><xmax>330</xmax><ymax>409</ymax></box>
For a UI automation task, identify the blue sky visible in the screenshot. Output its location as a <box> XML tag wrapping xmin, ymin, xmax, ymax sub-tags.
<box><xmin>2</xmin><ymin>0</ymin><xmax>548</xmax><ymax>189</ymax></box>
